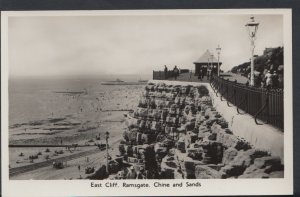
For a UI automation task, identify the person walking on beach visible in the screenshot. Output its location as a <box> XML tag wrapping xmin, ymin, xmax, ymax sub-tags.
<box><xmin>164</xmin><ymin>65</ymin><xmax>168</xmax><ymax>79</ymax></box>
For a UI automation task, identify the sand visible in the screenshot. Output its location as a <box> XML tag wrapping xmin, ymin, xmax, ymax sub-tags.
<box><xmin>9</xmin><ymin>79</ymin><xmax>144</xmax><ymax>179</ymax></box>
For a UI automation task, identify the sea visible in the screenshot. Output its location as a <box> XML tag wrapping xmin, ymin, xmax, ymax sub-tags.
<box><xmin>8</xmin><ymin>74</ymin><xmax>151</xmax><ymax>127</ymax></box>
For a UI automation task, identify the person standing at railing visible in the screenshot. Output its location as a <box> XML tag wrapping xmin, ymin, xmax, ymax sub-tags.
<box><xmin>198</xmin><ymin>69</ymin><xmax>202</xmax><ymax>81</ymax></box>
<box><xmin>164</xmin><ymin>65</ymin><xmax>168</xmax><ymax>79</ymax></box>
<box><xmin>173</xmin><ymin>65</ymin><xmax>179</xmax><ymax>80</ymax></box>
<box><xmin>265</xmin><ymin>70</ymin><xmax>273</xmax><ymax>89</ymax></box>
<box><xmin>272</xmin><ymin>71</ymin><xmax>279</xmax><ymax>88</ymax></box>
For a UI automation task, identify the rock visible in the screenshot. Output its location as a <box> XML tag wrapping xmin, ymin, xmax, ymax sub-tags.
<box><xmin>216</xmin><ymin>131</ymin><xmax>238</xmax><ymax>148</ymax></box>
<box><xmin>141</xmin><ymin>133</ymin><xmax>150</xmax><ymax>144</ymax></box>
<box><xmin>234</xmin><ymin>139</ymin><xmax>252</xmax><ymax>151</ymax></box>
<box><xmin>269</xmin><ymin>171</ymin><xmax>284</xmax><ymax>178</ymax></box>
<box><xmin>220</xmin><ymin>164</ymin><xmax>245</xmax><ymax>178</ymax></box>
<box><xmin>243</xmin><ymin>164</ymin><xmax>259</xmax><ymax>175</ymax></box>
<box><xmin>195</xmin><ymin>165</ymin><xmax>222</xmax><ymax>179</ymax></box>
<box><xmin>198</xmin><ymin>125</ymin><xmax>210</xmax><ymax>133</ymax></box>
<box><xmin>206</xmin><ymin>118</ymin><xmax>219</xmax><ymax>127</ymax></box>
<box><xmin>224</xmin><ymin>128</ymin><xmax>233</xmax><ymax>134</ymax></box>
<box><xmin>187</xmin><ymin>148</ymin><xmax>203</xmax><ymax>161</ymax></box>
<box><xmin>231</xmin><ymin>150</ymin><xmax>252</xmax><ymax>168</ymax></box>
<box><xmin>176</xmin><ymin>140</ymin><xmax>186</xmax><ymax>153</ymax></box>
<box><xmin>253</xmin><ymin>156</ymin><xmax>283</xmax><ymax>171</ymax></box>
<box><xmin>216</xmin><ymin>118</ymin><xmax>228</xmax><ymax>128</ymax></box>
<box><xmin>247</xmin><ymin>149</ymin><xmax>270</xmax><ymax>161</ymax></box>
<box><xmin>109</xmin><ymin>160</ymin><xmax>120</xmax><ymax>173</ymax></box>
<box><xmin>208</xmin><ymin>133</ymin><xmax>217</xmax><ymax>141</ymax></box>
<box><xmin>211</xmin><ymin>123</ymin><xmax>226</xmax><ymax>134</ymax></box>
<box><xmin>127</xmin><ymin>157</ymin><xmax>138</xmax><ymax>163</ymax></box>
<box><xmin>119</xmin><ymin>144</ymin><xmax>126</xmax><ymax>155</ymax></box>
<box><xmin>160</xmin><ymin>168</ymin><xmax>175</xmax><ymax>179</ymax></box>
<box><xmin>126</xmin><ymin>145</ymin><xmax>134</xmax><ymax>156</ymax></box>
<box><xmin>238</xmin><ymin>169</ymin><xmax>270</xmax><ymax>178</ymax></box>
<box><xmin>154</xmin><ymin>143</ymin><xmax>168</xmax><ymax>160</ymax></box>
<box><xmin>87</xmin><ymin>165</ymin><xmax>108</xmax><ymax>180</ymax></box>
<box><xmin>222</xmin><ymin>147</ymin><xmax>238</xmax><ymax>165</ymax></box>
<box><xmin>201</xmin><ymin>141</ymin><xmax>223</xmax><ymax>164</ymax></box>
<box><xmin>187</xmin><ymin>131</ymin><xmax>198</xmax><ymax>143</ymax></box>
<box><xmin>183</xmin><ymin>160</ymin><xmax>198</xmax><ymax>179</ymax></box>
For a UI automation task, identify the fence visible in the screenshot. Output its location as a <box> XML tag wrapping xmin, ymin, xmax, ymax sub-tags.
<box><xmin>210</xmin><ymin>75</ymin><xmax>283</xmax><ymax>130</ymax></box>
<box><xmin>153</xmin><ymin>69</ymin><xmax>190</xmax><ymax>80</ymax></box>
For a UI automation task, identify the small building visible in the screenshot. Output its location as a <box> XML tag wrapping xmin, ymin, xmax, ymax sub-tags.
<box><xmin>193</xmin><ymin>50</ymin><xmax>222</xmax><ymax>76</ymax></box>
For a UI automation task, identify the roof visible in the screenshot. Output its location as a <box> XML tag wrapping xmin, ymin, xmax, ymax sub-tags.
<box><xmin>194</xmin><ymin>50</ymin><xmax>220</xmax><ymax>64</ymax></box>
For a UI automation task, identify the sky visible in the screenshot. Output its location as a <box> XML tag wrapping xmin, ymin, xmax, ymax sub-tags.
<box><xmin>8</xmin><ymin>14</ymin><xmax>283</xmax><ymax>77</ymax></box>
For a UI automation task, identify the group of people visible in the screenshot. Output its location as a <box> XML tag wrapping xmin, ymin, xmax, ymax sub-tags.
<box><xmin>164</xmin><ymin>65</ymin><xmax>180</xmax><ymax>80</ymax></box>
<box><xmin>197</xmin><ymin>68</ymin><xmax>213</xmax><ymax>81</ymax></box>
<box><xmin>253</xmin><ymin>69</ymin><xmax>283</xmax><ymax>89</ymax></box>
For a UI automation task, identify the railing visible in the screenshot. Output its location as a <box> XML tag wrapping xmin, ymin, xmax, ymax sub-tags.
<box><xmin>153</xmin><ymin>69</ymin><xmax>190</xmax><ymax>80</ymax></box>
<box><xmin>210</xmin><ymin>75</ymin><xmax>283</xmax><ymax>130</ymax></box>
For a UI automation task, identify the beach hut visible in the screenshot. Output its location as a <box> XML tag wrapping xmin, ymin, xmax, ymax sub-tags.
<box><xmin>193</xmin><ymin>50</ymin><xmax>222</xmax><ymax>76</ymax></box>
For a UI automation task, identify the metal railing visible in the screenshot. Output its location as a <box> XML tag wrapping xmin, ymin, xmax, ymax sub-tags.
<box><xmin>210</xmin><ymin>75</ymin><xmax>283</xmax><ymax>130</ymax></box>
<box><xmin>153</xmin><ymin>69</ymin><xmax>190</xmax><ymax>80</ymax></box>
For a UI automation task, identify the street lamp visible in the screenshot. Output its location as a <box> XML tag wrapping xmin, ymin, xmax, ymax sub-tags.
<box><xmin>245</xmin><ymin>15</ymin><xmax>259</xmax><ymax>86</ymax></box>
<box><xmin>216</xmin><ymin>45</ymin><xmax>221</xmax><ymax>77</ymax></box>
<box><xmin>207</xmin><ymin>58</ymin><xmax>210</xmax><ymax>78</ymax></box>
<box><xmin>210</xmin><ymin>54</ymin><xmax>214</xmax><ymax>77</ymax></box>
<box><xmin>105</xmin><ymin>131</ymin><xmax>110</xmax><ymax>174</ymax></box>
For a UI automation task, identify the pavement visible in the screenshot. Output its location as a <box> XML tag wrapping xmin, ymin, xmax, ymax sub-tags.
<box><xmin>164</xmin><ymin>72</ymin><xmax>249</xmax><ymax>85</ymax></box>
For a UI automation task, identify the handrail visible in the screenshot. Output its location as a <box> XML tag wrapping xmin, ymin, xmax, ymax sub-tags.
<box><xmin>236</xmin><ymin>93</ymin><xmax>248</xmax><ymax>115</ymax></box>
<box><xmin>254</xmin><ymin>97</ymin><xmax>269</xmax><ymax>125</ymax></box>
<box><xmin>226</xmin><ymin>89</ymin><xmax>236</xmax><ymax>107</ymax></box>
<box><xmin>210</xmin><ymin>74</ymin><xmax>283</xmax><ymax>130</ymax></box>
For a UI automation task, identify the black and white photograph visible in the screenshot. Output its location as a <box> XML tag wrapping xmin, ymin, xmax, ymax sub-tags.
<box><xmin>1</xmin><ymin>9</ymin><xmax>293</xmax><ymax>196</ymax></box>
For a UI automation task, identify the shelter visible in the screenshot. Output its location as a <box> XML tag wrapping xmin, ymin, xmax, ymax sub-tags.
<box><xmin>193</xmin><ymin>50</ymin><xmax>222</xmax><ymax>76</ymax></box>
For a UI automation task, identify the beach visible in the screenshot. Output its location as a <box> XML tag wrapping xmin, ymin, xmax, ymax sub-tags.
<box><xmin>9</xmin><ymin>76</ymin><xmax>145</xmax><ymax>179</ymax></box>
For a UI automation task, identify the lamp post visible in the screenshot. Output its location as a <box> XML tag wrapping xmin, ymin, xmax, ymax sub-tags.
<box><xmin>210</xmin><ymin>54</ymin><xmax>214</xmax><ymax>77</ymax></box>
<box><xmin>216</xmin><ymin>45</ymin><xmax>221</xmax><ymax>77</ymax></box>
<box><xmin>207</xmin><ymin>58</ymin><xmax>210</xmax><ymax>78</ymax></box>
<box><xmin>245</xmin><ymin>15</ymin><xmax>259</xmax><ymax>86</ymax></box>
<box><xmin>105</xmin><ymin>131</ymin><xmax>110</xmax><ymax>174</ymax></box>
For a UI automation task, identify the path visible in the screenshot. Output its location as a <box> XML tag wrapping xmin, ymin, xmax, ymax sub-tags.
<box><xmin>10</xmin><ymin>138</ymin><xmax>121</xmax><ymax>178</ymax></box>
<box><xmin>166</xmin><ymin>72</ymin><xmax>249</xmax><ymax>85</ymax></box>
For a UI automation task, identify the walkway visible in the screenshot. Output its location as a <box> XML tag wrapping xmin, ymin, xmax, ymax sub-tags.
<box><xmin>166</xmin><ymin>72</ymin><xmax>249</xmax><ymax>85</ymax></box>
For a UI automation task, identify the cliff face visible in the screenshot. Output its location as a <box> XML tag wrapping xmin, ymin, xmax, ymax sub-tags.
<box><xmin>231</xmin><ymin>47</ymin><xmax>284</xmax><ymax>77</ymax></box>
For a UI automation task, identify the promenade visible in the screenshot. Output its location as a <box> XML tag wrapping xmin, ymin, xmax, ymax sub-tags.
<box><xmin>158</xmin><ymin>71</ymin><xmax>249</xmax><ymax>85</ymax></box>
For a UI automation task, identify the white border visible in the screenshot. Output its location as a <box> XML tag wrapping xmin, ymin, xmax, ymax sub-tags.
<box><xmin>1</xmin><ymin>9</ymin><xmax>293</xmax><ymax>196</ymax></box>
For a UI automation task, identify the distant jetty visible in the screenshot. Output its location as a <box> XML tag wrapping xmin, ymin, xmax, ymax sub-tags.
<box><xmin>101</xmin><ymin>79</ymin><xmax>148</xmax><ymax>85</ymax></box>
<box><xmin>53</xmin><ymin>91</ymin><xmax>87</xmax><ymax>94</ymax></box>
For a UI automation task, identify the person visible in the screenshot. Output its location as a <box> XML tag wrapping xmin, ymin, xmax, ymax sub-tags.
<box><xmin>265</xmin><ymin>70</ymin><xmax>273</xmax><ymax>89</ymax></box>
<box><xmin>173</xmin><ymin>66</ymin><xmax>179</xmax><ymax>80</ymax></box>
<box><xmin>78</xmin><ymin>165</ymin><xmax>81</xmax><ymax>171</ymax></box>
<box><xmin>164</xmin><ymin>65</ymin><xmax>168</xmax><ymax>79</ymax></box>
<box><xmin>272</xmin><ymin>71</ymin><xmax>279</xmax><ymax>88</ymax></box>
<box><xmin>255</xmin><ymin>73</ymin><xmax>262</xmax><ymax>88</ymax></box>
<box><xmin>207</xmin><ymin>69</ymin><xmax>211</xmax><ymax>80</ymax></box>
<box><xmin>198</xmin><ymin>70</ymin><xmax>202</xmax><ymax>81</ymax></box>
<box><xmin>201</xmin><ymin>68</ymin><xmax>205</xmax><ymax>79</ymax></box>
